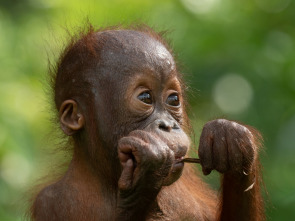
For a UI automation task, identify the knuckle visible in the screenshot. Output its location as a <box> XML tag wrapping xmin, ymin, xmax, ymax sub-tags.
<box><xmin>118</xmin><ymin>136</ymin><xmax>137</xmax><ymax>146</ymax></box>
<box><xmin>203</xmin><ymin>122</ymin><xmax>214</xmax><ymax>132</ymax></box>
<box><xmin>216</xmin><ymin>118</ymin><xmax>228</xmax><ymax>124</ymax></box>
<box><xmin>230</xmin><ymin>121</ymin><xmax>239</xmax><ymax>128</ymax></box>
<box><xmin>118</xmin><ymin>136</ymin><xmax>129</xmax><ymax>144</ymax></box>
<box><xmin>212</xmin><ymin>119</ymin><xmax>228</xmax><ymax>128</ymax></box>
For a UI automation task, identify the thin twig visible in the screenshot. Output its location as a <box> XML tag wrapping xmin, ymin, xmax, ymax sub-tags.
<box><xmin>181</xmin><ymin>158</ymin><xmax>201</xmax><ymax>164</ymax></box>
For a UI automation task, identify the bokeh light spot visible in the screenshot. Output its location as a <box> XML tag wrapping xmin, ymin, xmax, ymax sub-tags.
<box><xmin>181</xmin><ymin>0</ymin><xmax>220</xmax><ymax>14</ymax></box>
<box><xmin>1</xmin><ymin>152</ymin><xmax>32</xmax><ymax>188</ymax></box>
<box><xmin>213</xmin><ymin>74</ymin><xmax>253</xmax><ymax>114</ymax></box>
<box><xmin>255</xmin><ymin>0</ymin><xmax>291</xmax><ymax>13</ymax></box>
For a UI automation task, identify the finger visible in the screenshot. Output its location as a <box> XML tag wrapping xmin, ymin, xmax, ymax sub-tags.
<box><xmin>212</xmin><ymin>136</ymin><xmax>228</xmax><ymax>173</ymax></box>
<box><xmin>118</xmin><ymin>136</ymin><xmax>147</xmax><ymax>165</ymax></box>
<box><xmin>226</xmin><ymin>129</ymin><xmax>243</xmax><ymax>173</ymax></box>
<box><xmin>198</xmin><ymin>127</ymin><xmax>214</xmax><ymax>175</ymax></box>
<box><xmin>118</xmin><ymin>159</ymin><xmax>134</xmax><ymax>190</ymax></box>
<box><xmin>129</xmin><ymin>130</ymin><xmax>168</xmax><ymax>161</ymax></box>
<box><xmin>160</xmin><ymin>148</ymin><xmax>174</xmax><ymax>175</ymax></box>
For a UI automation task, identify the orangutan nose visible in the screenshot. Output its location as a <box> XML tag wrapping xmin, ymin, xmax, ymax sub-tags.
<box><xmin>156</xmin><ymin>119</ymin><xmax>179</xmax><ymax>132</ymax></box>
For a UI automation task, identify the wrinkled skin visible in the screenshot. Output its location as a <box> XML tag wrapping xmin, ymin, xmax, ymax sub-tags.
<box><xmin>30</xmin><ymin>28</ymin><xmax>264</xmax><ymax>221</ymax></box>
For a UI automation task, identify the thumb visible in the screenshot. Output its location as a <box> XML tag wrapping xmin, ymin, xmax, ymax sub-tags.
<box><xmin>118</xmin><ymin>159</ymin><xmax>134</xmax><ymax>190</ymax></box>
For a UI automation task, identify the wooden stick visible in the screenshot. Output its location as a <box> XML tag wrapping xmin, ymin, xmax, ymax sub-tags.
<box><xmin>181</xmin><ymin>158</ymin><xmax>201</xmax><ymax>164</ymax></box>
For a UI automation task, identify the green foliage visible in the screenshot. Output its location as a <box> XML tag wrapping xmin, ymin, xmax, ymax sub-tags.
<box><xmin>0</xmin><ymin>0</ymin><xmax>294</xmax><ymax>220</ymax></box>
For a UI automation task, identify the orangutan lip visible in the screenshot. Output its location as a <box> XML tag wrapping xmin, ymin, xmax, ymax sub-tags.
<box><xmin>174</xmin><ymin>156</ymin><xmax>184</xmax><ymax>164</ymax></box>
<box><xmin>172</xmin><ymin>156</ymin><xmax>185</xmax><ymax>172</ymax></box>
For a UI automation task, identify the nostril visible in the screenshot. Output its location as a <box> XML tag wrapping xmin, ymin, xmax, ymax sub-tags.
<box><xmin>172</xmin><ymin>123</ymin><xmax>180</xmax><ymax>130</ymax></box>
<box><xmin>158</xmin><ymin>120</ymin><xmax>172</xmax><ymax>132</ymax></box>
<box><xmin>159</xmin><ymin>124</ymin><xmax>170</xmax><ymax>132</ymax></box>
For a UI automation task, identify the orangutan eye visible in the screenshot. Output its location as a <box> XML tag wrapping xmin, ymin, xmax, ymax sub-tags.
<box><xmin>166</xmin><ymin>93</ymin><xmax>180</xmax><ymax>106</ymax></box>
<box><xmin>138</xmin><ymin>92</ymin><xmax>152</xmax><ymax>104</ymax></box>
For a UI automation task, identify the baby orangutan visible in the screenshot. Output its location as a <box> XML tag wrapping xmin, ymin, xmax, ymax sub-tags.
<box><xmin>30</xmin><ymin>24</ymin><xmax>264</xmax><ymax>221</ymax></box>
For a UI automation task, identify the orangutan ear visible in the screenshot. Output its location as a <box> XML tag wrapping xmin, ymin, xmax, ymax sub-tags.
<box><xmin>59</xmin><ymin>99</ymin><xmax>85</xmax><ymax>135</ymax></box>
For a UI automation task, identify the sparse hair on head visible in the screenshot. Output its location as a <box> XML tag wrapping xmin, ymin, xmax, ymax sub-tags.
<box><xmin>50</xmin><ymin>22</ymin><xmax>178</xmax><ymax>111</ymax></box>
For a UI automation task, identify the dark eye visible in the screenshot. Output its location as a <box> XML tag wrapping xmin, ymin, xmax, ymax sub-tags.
<box><xmin>166</xmin><ymin>93</ymin><xmax>180</xmax><ymax>106</ymax></box>
<box><xmin>138</xmin><ymin>92</ymin><xmax>152</xmax><ymax>104</ymax></box>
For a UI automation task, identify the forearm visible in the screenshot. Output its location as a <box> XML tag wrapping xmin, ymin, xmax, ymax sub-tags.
<box><xmin>218</xmin><ymin>166</ymin><xmax>264</xmax><ymax>221</ymax></box>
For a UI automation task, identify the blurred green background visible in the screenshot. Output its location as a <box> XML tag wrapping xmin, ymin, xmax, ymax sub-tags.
<box><xmin>0</xmin><ymin>0</ymin><xmax>295</xmax><ymax>220</ymax></box>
